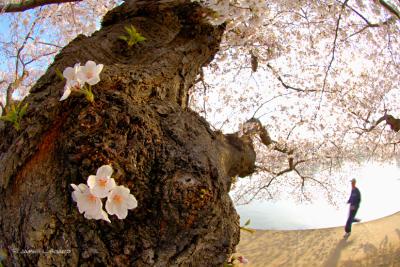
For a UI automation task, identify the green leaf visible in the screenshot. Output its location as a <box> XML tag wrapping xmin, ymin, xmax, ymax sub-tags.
<box><xmin>119</xmin><ymin>24</ymin><xmax>146</xmax><ymax>48</ymax></box>
<box><xmin>124</xmin><ymin>25</ymin><xmax>131</xmax><ymax>33</ymax></box>
<box><xmin>0</xmin><ymin>102</ymin><xmax>29</xmax><ymax>131</ymax></box>
<box><xmin>19</xmin><ymin>103</ymin><xmax>29</xmax><ymax>117</ymax></box>
<box><xmin>0</xmin><ymin>116</ymin><xmax>11</xmax><ymax>122</ymax></box>
<box><xmin>244</xmin><ymin>219</ymin><xmax>251</xmax><ymax>226</ymax></box>
<box><xmin>118</xmin><ymin>35</ymin><xmax>128</xmax><ymax>41</ymax></box>
<box><xmin>137</xmin><ymin>36</ymin><xmax>146</xmax><ymax>42</ymax></box>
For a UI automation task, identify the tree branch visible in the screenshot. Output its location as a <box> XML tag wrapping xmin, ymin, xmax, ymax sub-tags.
<box><xmin>342</xmin><ymin>1</ymin><xmax>381</xmax><ymax>26</ymax></box>
<box><xmin>266</xmin><ymin>63</ymin><xmax>314</xmax><ymax>93</ymax></box>
<box><xmin>378</xmin><ymin>0</ymin><xmax>400</xmax><ymax>20</ymax></box>
<box><xmin>0</xmin><ymin>0</ymin><xmax>82</xmax><ymax>13</ymax></box>
<box><xmin>5</xmin><ymin>70</ymin><xmax>29</xmax><ymax>113</ymax></box>
<box><xmin>242</xmin><ymin>117</ymin><xmax>295</xmax><ymax>155</ymax></box>
<box><xmin>4</xmin><ymin>16</ymin><xmax>38</xmax><ymax>112</ymax></box>
<box><xmin>28</xmin><ymin>37</ymin><xmax>63</xmax><ymax>48</ymax></box>
<box><xmin>251</xmin><ymin>92</ymin><xmax>293</xmax><ymax>118</ymax></box>
<box><xmin>341</xmin><ymin>1</ymin><xmax>395</xmax><ymax>41</ymax></box>
<box><xmin>0</xmin><ymin>101</ymin><xmax>4</xmax><ymax>115</ymax></box>
<box><xmin>248</xmin><ymin>158</ymin><xmax>310</xmax><ymax>203</ymax></box>
<box><xmin>319</xmin><ymin>0</ymin><xmax>349</xmax><ymax>102</ymax></box>
<box><xmin>353</xmin><ymin>111</ymin><xmax>400</xmax><ymax>134</ymax></box>
<box><xmin>24</xmin><ymin>50</ymin><xmax>58</xmax><ymax>66</ymax></box>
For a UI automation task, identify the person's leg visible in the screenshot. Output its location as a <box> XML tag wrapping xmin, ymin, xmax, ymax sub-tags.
<box><xmin>352</xmin><ymin>206</ymin><xmax>360</xmax><ymax>223</ymax></box>
<box><xmin>345</xmin><ymin>207</ymin><xmax>357</xmax><ymax>233</ymax></box>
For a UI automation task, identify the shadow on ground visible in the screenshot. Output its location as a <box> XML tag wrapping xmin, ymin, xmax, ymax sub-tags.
<box><xmin>324</xmin><ymin>238</ymin><xmax>354</xmax><ymax>267</ymax></box>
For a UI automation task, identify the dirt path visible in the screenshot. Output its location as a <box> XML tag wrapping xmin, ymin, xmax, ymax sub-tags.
<box><xmin>236</xmin><ymin>212</ymin><xmax>400</xmax><ymax>267</ymax></box>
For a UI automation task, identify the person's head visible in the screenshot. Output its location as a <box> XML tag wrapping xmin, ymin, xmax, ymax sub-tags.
<box><xmin>351</xmin><ymin>178</ymin><xmax>356</xmax><ymax>188</ymax></box>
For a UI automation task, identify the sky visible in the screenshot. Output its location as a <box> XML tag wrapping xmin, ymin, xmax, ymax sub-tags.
<box><xmin>234</xmin><ymin>161</ymin><xmax>400</xmax><ymax>230</ymax></box>
<box><xmin>0</xmin><ymin>14</ymin><xmax>11</xmax><ymax>72</ymax></box>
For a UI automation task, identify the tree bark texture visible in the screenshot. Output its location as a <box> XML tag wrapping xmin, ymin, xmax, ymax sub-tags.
<box><xmin>0</xmin><ymin>1</ymin><xmax>256</xmax><ymax>266</ymax></box>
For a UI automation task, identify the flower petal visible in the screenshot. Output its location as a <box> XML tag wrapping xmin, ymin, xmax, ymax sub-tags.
<box><xmin>106</xmin><ymin>178</ymin><xmax>116</xmax><ymax>192</ymax></box>
<box><xmin>70</xmin><ymin>183</ymin><xmax>79</xmax><ymax>192</ymax></box>
<box><xmin>126</xmin><ymin>194</ymin><xmax>138</xmax><ymax>210</ymax></box>
<box><xmin>100</xmin><ymin>210</ymin><xmax>111</xmax><ymax>223</ymax></box>
<box><xmin>85</xmin><ymin>60</ymin><xmax>97</xmax><ymax>69</ymax></box>
<box><xmin>77</xmin><ymin>199</ymin><xmax>88</xmax><ymax>214</ymax></box>
<box><xmin>91</xmin><ymin>185</ymin><xmax>111</xmax><ymax>198</ymax></box>
<box><xmin>96</xmin><ymin>165</ymin><xmax>113</xmax><ymax>178</ymax></box>
<box><xmin>84</xmin><ymin>212</ymin><xmax>95</xmax><ymax>220</ymax></box>
<box><xmin>105</xmin><ymin>198</ymin><xmax>116</xmax><ymax>215</ymax></box>
<box><xmin>71</xmin><ymin>183</ymin><xmax>88</xmax><ymax>202</ymax></box>
<box><xmin>115</xmin><ymin>204</ymin><xmax>128</xmax><ymax>219</ymax></box>
<box><xmin>77</xmin><ymin>191</ymin><xmax>101</xmax><ymax>213</ymax></box>
<box><xmin>63</xmin><ymin>66</ymin><xmax>76</xmax><ymax>80</ymax></box>
<box><xmin>96</xmin><ymin>64</ymin><xmax>104</xmax><ymax>74</ymax></box>
<box><xmin>87</xmin><ymin>175</ymin><xmax>96</xmax><ymax>189</ymax></box>
<box><xmin>77</xmin><ymin>184</ymin><xmax>88</xmax><ymax>192</ymax></box>
<box><xmin>71</xmin><ymin>185</ymin><xmax>79</xmax><ymax>202</ymax></box>
<box><xmin>86</xmin><ymin>76</ymin><xmax>100</xmax><ymax>86</ymax></box>
<box><xmin>60</xmin><ymin>87</ymin><xmax>71</xmax><ymax>101</ymax></box>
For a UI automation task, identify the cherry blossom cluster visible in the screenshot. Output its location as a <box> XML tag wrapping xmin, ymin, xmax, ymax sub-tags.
<box><xmin>60</xmin><ymin>60</ymin><xmax>104</xmax><ymax>102</ymax></box>
<box><xmin>71</xmin><ymin>165</ymin><xmax>138</xmax><ymax>222</ymax></box>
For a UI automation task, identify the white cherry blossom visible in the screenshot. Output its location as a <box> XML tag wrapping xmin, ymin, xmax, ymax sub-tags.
<box><xmin>60</xmin><ymin>61</ymin><xmax>103</xmax><ymax>101</ymax></box>
<box><xmin>106</xmin><ymin>185</ymin><xmax>138</xmax><ymax>220</ymax></box>
<box><xmin>60</xmin><ymin>63</ymin><xmax>83</xmax><ymax>101</ymax></box>
<box><xmin>77</xmin><ymin>60</ymin><xmax>104</xmax><ymax>86</ymax></box>
<box><xmin>87</xmin><ymin>165</ymin><xmax>116</xmax><ymax>198</ymax></box>
<box><xmin>63</xmin><ymin>63</ymin><xmax>81</xmax><ymax>82</ymax></box>
<box><xmin>70</xmin><ymin>183</ymin><xmax>111</xmax><ymax>223</ymax></box>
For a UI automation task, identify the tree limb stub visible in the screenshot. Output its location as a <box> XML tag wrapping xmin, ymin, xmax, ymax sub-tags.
<box><xmin>362</xmin><ymin>113</ymin><xmax>400</xmax><ymax>133</ymax></box>
<box><xmin>385</xmin><ymin>114</ymin><xmax>400</xmax><ymax>132</ymax></box>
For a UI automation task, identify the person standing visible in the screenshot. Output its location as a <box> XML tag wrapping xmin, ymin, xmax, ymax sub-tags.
<box><xmin>344</xmin><ymin>178</ymin><xmax>361</xmax><ymax>238</ymax></box>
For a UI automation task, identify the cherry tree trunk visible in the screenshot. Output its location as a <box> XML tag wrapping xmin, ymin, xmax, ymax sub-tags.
<box><xmin>0</xmin><ymin>1</ymin><xmax>256</xmax><ymax>266</ymax></box>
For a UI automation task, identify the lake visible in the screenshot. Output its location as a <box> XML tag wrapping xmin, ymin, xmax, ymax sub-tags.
<box><xmin>234</xmin><ymin>162</ymin><xmax>400</xmax><ymax>230</ymax></box>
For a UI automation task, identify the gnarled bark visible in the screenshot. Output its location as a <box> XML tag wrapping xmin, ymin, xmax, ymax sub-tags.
<box><xmin>0</xmin><ymin>1</ymin><xmax>256</xmax><ymax>266</ymax></box>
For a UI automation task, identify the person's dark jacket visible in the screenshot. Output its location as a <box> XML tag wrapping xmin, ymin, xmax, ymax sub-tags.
<box><xmin>347</xmin><ymin>187</ymin><xmax>361</xmax><ymax>207</ymax></box>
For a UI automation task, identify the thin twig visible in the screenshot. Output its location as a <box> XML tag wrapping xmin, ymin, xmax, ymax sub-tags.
<box><xmin>24</xmin><ymin>50</ymin><xmax>58</xmax><ymax>66</ymax></box>
<box><xmin>251</xmin><ymin>92</ymin><xmax>292</xmax><ymax>118</ymax></box>
<box><xmin>317</xmin><ymin>0</ymin><xmax>349</xmax><ymax>112</ymax></box>
<box><xmin>5</xmin><ymin>15</ymin><xmax>40</xmax><ymax>111</ymax></box>
<box><xmin>266</xmin><ymin>63</ymin><xmax>315</xmax><ymax>93</ymax></box>
<box><xmin>28</xmin><ymin>38</ymin><xmax>63</xmax><ymax>48</ymax></box>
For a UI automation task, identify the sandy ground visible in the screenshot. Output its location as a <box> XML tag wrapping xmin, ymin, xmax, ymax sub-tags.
<box><xmin>236</xmin><ymin>212</ymin><xmax>400</xmax><ymax>267</ymax></box>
